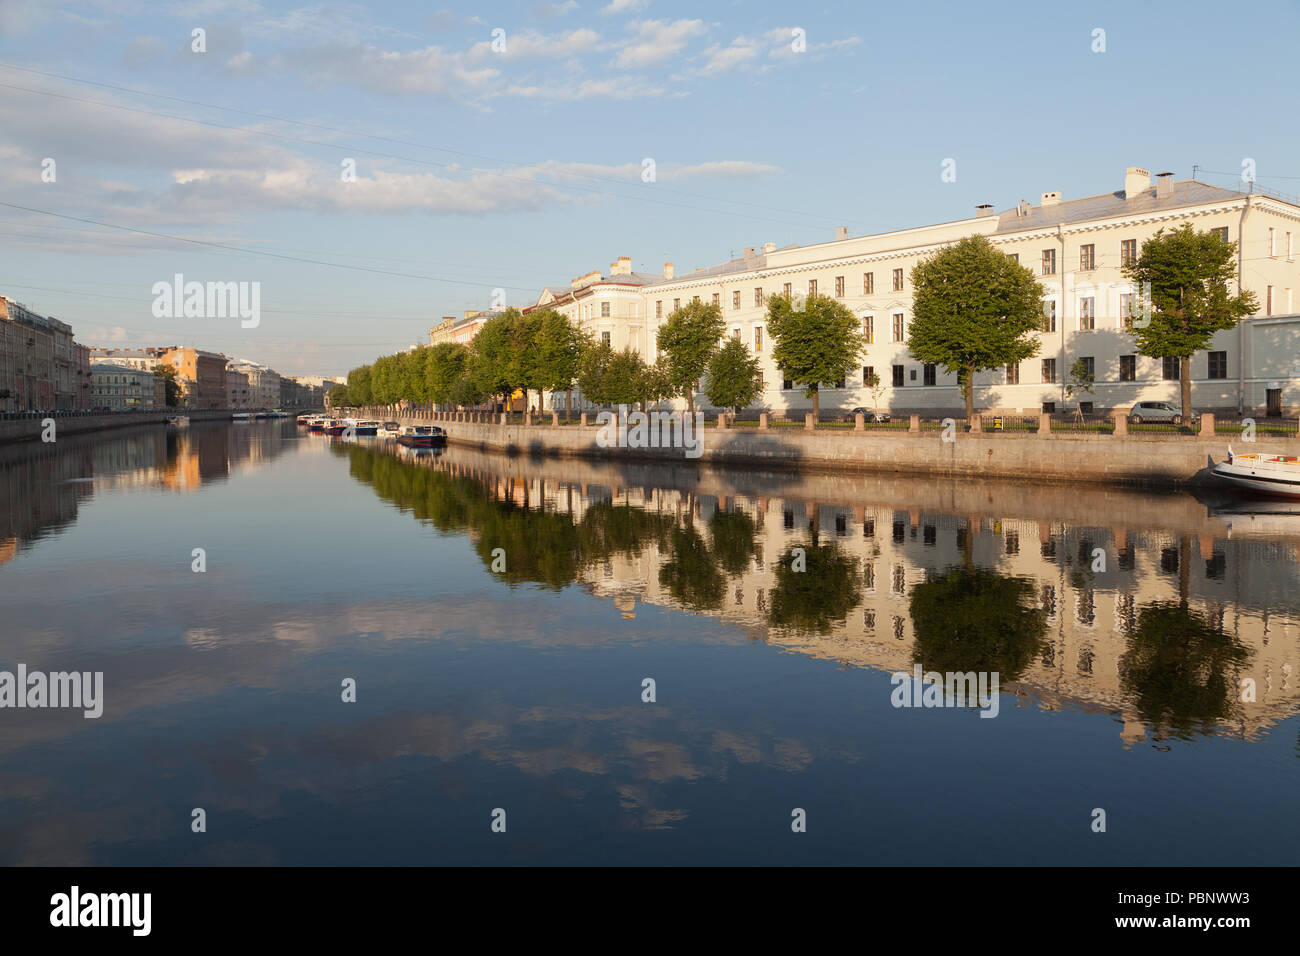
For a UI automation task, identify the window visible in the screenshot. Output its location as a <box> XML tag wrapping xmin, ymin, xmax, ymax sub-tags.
<box><xmin>673</xmin><ymin>298</ymin><xmax>680</xmax><ymax>310</ymax></box>
<box><xmin>892</xmin><ymin>313</ymin><xmax>904</xmax><ymax>342</ymax></box>
<box><xmin>834</xmin><ymin>275</ymin><xmax>845</xmax><ymax>298</ymax></box>
<box><xmin>1208</xmin><ymin>351</ymin><xmax>1228</xmax><ymax>379</ymax></box>
<box><xmin>892</xmin><ymin>365</ymin><xmax>905</xmax><ymax>387</ymax></box>
<box><xmin>1005</xmin><ymin>363</ymin><xmax>1019</xmax><ymax>385</ymax></box>
<box><xmin>1041</xmin><ymin>358</ymin><xmax>1057</xmax><ymax>383</ymax></box>
<box><xmin>692</xmin><ymin>295</ymin><xmax>700</xmax><ymax>304</ymax></box>
<box><xmin>1119</xmin><ymin>354</ymin><xmax>1136</xmax><ymax>381</ymax></box>
<box><xmin>1079</xmin><ymin>296</ymin><xmax>1095</xmax><ymax>331</ymax></box>
<box><xmin>782</xmin><ymin>376</ymin><xmax>793</xmax><ymax>391</ymax></box>
<box><xmin>1162</xmin><ymin>356</ymin><xmax>1179</xmax><ymax>380</ymax></box>
<box><xmin>601</xmin><ymin>331</ymin><xmax>611</xmax><ymax>346</ymax></box>
<box><xmin>863</xmin><ymin>365</ymin><xmax>875</xmax><ymax>386</ymax></box>
<box><xmin>808</xmin><ymin>279</ymin><xmax>817</xmax><ymax>297</ymax></box>
<box><xmin>754</xmin><ymin>326</ymin><xmax>763</xmax><ymax>351</ymax></box>
<box><xmin>1042</xmin><ymin>402</ymin><xmax>1055</xmax><ymax>414</ymax></box>
<box><xmin>783</xmin><ymin>282</ymin><xmax>792</xmax><ymax>296</ymax></box>
<box><xmin>1042</xmin><ymin>300</ymin><xmax>1057</xmax><ymax>333</ymax></box>
<box><xmin>892</xmin><ymin>268</ymin><xmax>904</xmax><ymax>292</ymax></box>
<box><xmin>1042</xmin><ymin>249</ymin><xmax>1056</xmax><ymax>275</ymax></box>
<box><xmin>923</xmin><ymin>364</ymin><xmax>936</xmax><ymax>387</ymax></box>
<box><xmin>1079</xmin><ymin>356</ymin><xmax>1095</xmax><ymax>380</ymax></box>
<box><xmin>1079</xmin><ymin>244</ymin><xmax>1095</xmax><ymax>271</ymax></box>
<box><xmin>1119</xmin><ymin>293</ymin><xmax>1133</xmax><ymax>328</ymax></box>
<box><xmin>1007</xmin><ymin>253</ymin><xmax>1019</xmax><ymax>264</ymax></box>
<box><xmin>863</xmin><ymin>272</ymin><xmax>874</xmax><ymax>295</ymax></box>
<box><xmin>1120</xmin><ymin>239</ymin><xmax>1137</xmax><ymax>266</ymax></box>
<box><xmin>1213</xmin><ymin>226</ymin><xmax>1229</xmax><ymax>242</ymax></box>
<box><xmin>711</xmin><ymin>293</ymin><xmax>720</xmax><ymax>307</ymax></box>
<box><xmin>732</xmin><ymin>328</ymin><xmax>741</xmax><ymax>341</ymax></box>
<box><xmin>754</xmin><ymin>288</ymin><xmax>764</xmax><ymax>308</ymax></box>
<box><xmin>732</xmin><ymin>290</ymin><xmax>741</xmax><ymax>310</ymax></box>
<box><xmin>655</xmin><ymin>300</ymin><xmax>663</xmax><ymax>318</ymax></box>
<box><xmin>863</xmin><ymin>315</ymin><xmax>874</xmax><ymax>344</ymax></box>
<box><xmin>601</xmin><ymin>301</ymin><xmax>611</xmax><ymax>317</ymax></box>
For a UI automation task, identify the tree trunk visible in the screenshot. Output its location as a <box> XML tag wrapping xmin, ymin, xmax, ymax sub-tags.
<box><xmin>1180</xmin><ymin>356</ymin><xmax>1192</xmax><ymax>423</ymax></box>
<box><xmin>812</xmin><ymin>388</ymin><xmax>820</xmax><ymax>421</ymax></box>
<box><xmin>565</xmin><ymin>388</ymin><xmax>572</xmax><ymax>422</ymax></box>
<box><xmin>964</xmin><ymin>366</ymin><xmax>975</xmax><ymax>421</ymax></box>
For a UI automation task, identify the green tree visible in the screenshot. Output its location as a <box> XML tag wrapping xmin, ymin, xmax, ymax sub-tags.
<box><xmin>470</xmin><ymin>311</ymin><xmax>524</xmax><ymax>411</ymax></box>
<box><xmin>154</xmin><ymin>364</ymin><xmax>182</xmax><ymax>407</ymax></box>
<box><xmin>576</xmin><ymin>339</ymin><xmax>615</xmax><ymax>407</ymax></box>
<box><xmin>1065</xmin><ymin>357</ymin><xmax>1095</xmax><ymax>422</ymax></box>
<box><xmin>765</xmin><ymin>292</ymin><xmax>864</xmax><ymax>419</ymax></box>
<box><xmin>655</xmin><ymin>299</ymin><xmax>725</xmax><ymax>414</ymax></box>
<box><xmin>534</xmin><ymin>310</ymin><xmax>585</xmax><ymax>420</ymax></box>
<box><xmin>908</xmin><ymin>234</ymin><xmax>1044</xmax><ymax>420</ymax></box>
<box><xmin>327</xmin><ymin>383</ymin><xmax>348</xmax><ymax>408</ymax></box>
<box><xmin>705</xmin><ymin>337</ymin><xmax>764</xmax><ymax>416</ymax></box>
<box><xmin>1122</xmin><ymin>224</ymin><xmax>1257</xmax><ymax>421</ymax></box>
<box><xmin>863</xmin><ymin>368</ymin><xmax>886</xmax><ymax>419</ymax></box>
<box><xmin>346</xmin><ymin>365</ymin><xmax>373</xmax><ymax>406</ymax></box>
<box><xmin>426</xmin><ymin>342</ymin><xmax>471</xmax><ymax>409</ymax></box>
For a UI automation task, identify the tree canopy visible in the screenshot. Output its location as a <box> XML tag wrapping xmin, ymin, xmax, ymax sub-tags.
<box><xmin>705</xmin><ymin>337</ymin><xmax>764</xmax><ymax>414</ymax></box>
<box><xmin>655</xmin><ymin>299</ymin><xmax>725</xmax><ymax>412</ymax></box>
<box><xmin>765</xmin><ymin>292</ymin><xmax>864</xmax><ymax>419</ymax></box>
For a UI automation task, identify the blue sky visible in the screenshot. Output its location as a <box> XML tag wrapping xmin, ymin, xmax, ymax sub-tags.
<box><xmin>2</xmin><ymin>0</ymin><xmax>1298</xmax><ymax>376</ymax></box>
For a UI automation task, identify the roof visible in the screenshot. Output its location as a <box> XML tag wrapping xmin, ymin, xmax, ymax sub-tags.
<box><xmin>994</xmin><ymin>179</ymin><xmax>1247</xmax><ymax>233</ymax></box>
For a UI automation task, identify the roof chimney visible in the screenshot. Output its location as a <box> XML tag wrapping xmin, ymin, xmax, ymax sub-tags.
<box><xmin>1155</xmin><ymin>171</ymin><xmax>1174</xmax><ymax>199</ymax></box>
<box><xmin>663</xmin><ymin>262</ymin><xmax>674</xmax><ymax>280</ymax></box>
<box><xmin>610</xmin><ymin>256</ymin><xmax>632</xmax><ymax>275</ymax></box>
<box><xmin>1124</xmin><ymin>166</ymin><xmax>1150</xmax><ymax>200</ymax></box>
<box><xmin>1016</xmin><ymin>199</ymin><xmax>1031</xmax><ymax>218</ymax></box>
<box><xmin>1040</xmin><ymin>190</ymin><xmax>1062</xmax><ymax>206</ymax></box>
<box><xmin>743</xmin><ymin>247</ymin><xmax>755</xmax><ymax>259</ymax></box>
<box><xmin>975</xmin><ymin>203</ymin><xmax>995</xmax><ymax>217</ymax></box>
<box><xmin>762</xmin><ymin>241</ymin><xmax>776</xmax><ymax>253</ymax></box>
<box><xmin>835</xmin><ymin>226</ymin><xmax>849</xmax><ymax>240</ymax></box>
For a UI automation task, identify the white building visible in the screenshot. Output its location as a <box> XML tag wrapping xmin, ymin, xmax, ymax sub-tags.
<box><xmin>526</xmin><ymin>168</ymin><xmax>1300</xmax><ymax>417</ymax></box>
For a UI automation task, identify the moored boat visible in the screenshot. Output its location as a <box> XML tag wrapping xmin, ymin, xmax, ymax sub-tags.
<box><xmin>1212</xmin><ymin>447</ymin><xmax>1300</xmax><ymax>498</ymax></box>
<box><xmin>296</xmin><ymin>414</ymin><xmax>314</xmax><ymax>427</ymax></box>
<box><xmin>396</xmin><ymin>425</ymin><xmax>447</xmax><ymax>448</ymax></box>
<box><xmin>377</xmin><ymin>421</ymin><xmax>402</xmax><ymax>438</ymax></box>
<box><xmin>346</xmin><ymin>418</ymin><xmax>380</xmax><ymax>436</ymax></box>
<box><xmin>232</xmin><ymin>412</ymin><xmax>252</xmax><ymax>422</ymax></box>
<box><xmin>322</xmin><ymin>418</ymin><xmax>347</xmax><ymax>436</ymax></box>
<box><xmin>306</xmin><ymin>416</ymin><xmax>327</xmax><ymax>432</ymax></box>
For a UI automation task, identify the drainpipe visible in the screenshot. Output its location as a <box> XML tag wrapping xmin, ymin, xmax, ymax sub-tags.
<box><xmin>1058</xmin><ymin>223</ymin><xmax>1067</xmax><ymax>408</ymax></box>
<box><xmin>1237</xmin><ymin>196</ymin><xmax>1251</xmax><ymax>415</ymax></box>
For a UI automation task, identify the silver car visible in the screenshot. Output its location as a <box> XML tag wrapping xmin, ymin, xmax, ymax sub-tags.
<box><xmin>1129</xmin><ymin>400</ymin><xmax>1192</xmax><ymax>426</ymax></box>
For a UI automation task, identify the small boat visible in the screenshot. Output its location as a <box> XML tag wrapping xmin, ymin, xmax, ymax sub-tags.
<box><xmin>377</xmin><ymin>421</ymin><xmax>402</xmax><ymax>438</ymax></box>
<box><xmin>396</xmin><ymin>425</ymin><xmax>446</xmax><ymax>448</ymax></box>
<box><xmin>346</xmin><ymin>418</ymin><xmax>380</xmax><ymax>436</ymax></box>
<box><xmin>306</xmin><ymin>417</ymin><xmax>327</xmax><ymax>432</ymax></box>
<box><xmin>1212</xmin><ymin>446</ymin><xmax>1300</xmax><ymax>498</ymax></box>
<box><xmin>232</xmin><ymin>412</ymin><xmax>252</xmax><ymax>422</ymax></box>
<box><xmin>166</xmin><ymin>415</ymin><xmax>189</xmax><ymax>428</ymax></box>
<box><xmin>296</xmin><ymin>414</ymin><xmax>314</xmax><ymax>427</ymax></box>
<box><xmin>322</xmin><ymin>418</ymin><xmax>347</xmax><ymax>436</ymax></box>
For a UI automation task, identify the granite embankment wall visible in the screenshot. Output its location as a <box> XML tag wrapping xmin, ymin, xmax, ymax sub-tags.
<box><xmin>362</xmin><ymin>410</ymin><xmax>1294</xmax><ymax>489</ymax></box>
<box><xmin>0</xmin><ymin>409</ymin><xmax>236</xmax><ymax>445</ymax></box>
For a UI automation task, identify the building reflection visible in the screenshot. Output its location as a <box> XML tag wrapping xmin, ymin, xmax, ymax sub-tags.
<box><xmin>344</xmin><ymin>441</ymin><xmax>1300</xmax><ymax>748</ymax></box>
<box><xmin>0</xmin><ymin>422</ymin><xmax>297</xmax><ymax>568</ymax></box>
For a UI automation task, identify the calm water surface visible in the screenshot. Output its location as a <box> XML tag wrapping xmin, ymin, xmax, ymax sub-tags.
<box><xmin>1</xmin><ymin>421</ymin><xmax>1297</xmax><ymax>865</ymax></box>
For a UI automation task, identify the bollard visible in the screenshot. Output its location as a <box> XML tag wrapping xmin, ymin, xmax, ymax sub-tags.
<box><xmin>524</xmin><ymin>411</ymin><xmax>532</xmax><ymax>427</ymax></box>
<box><xmin>718</xmin><ymin>412</ymin><xmax>728</xmax><ymax>430</ymax></box>
<box><xmin>552</xmin><ymin>410</ymin><xmax>559</xmax><ymax>427</ymax></box>
<box><xmin>909</xmin><ymin>414</ymin><xmax>920</xmax><ymax>434</ymax></box>
<box><xmin>805</xmin><ymin>412</ymin><xmax>815</xmax><ymax>431</ymax></box>
<box><xmin>970</xmin><ymin>413</ymin><xmax>982</xmax><ymax>434</ymax></box>
<box><xmin>854</xmin><ymin>412</ymin><xmax>864</xmax><ymax>432</ymax></box>
<box><xmin>1113</xmin><ymin>411</ymin><xmax>1127</xmax><ymax>436</ymax></box>
<box><xmin>759</xmin><ymin>412</ymin><xmax>769</xmax><ymax>430</ymax></box>
<box><xmin>581</xmin><ymin>412</ymin><xmax>588</xmax><ymax>427</ymax></box>
<box><xmin>1038</xmin><ymin>413</ymin><xmax>1051</xmax><ymax>435</ymax></box>
<box><xmin>499</xmin><ymin>413</ymin><xmax>507</xmax><ymax>426</ymax></box>
<box><xmin>1200</xmin><ymin>412</ymin><xmax>1215</xmax><ymax>436</ymax></box>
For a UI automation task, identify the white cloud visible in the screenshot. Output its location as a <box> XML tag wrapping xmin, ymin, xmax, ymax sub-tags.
<box><xmin>614</xmin><ymin>18</ymin><xmax>704</xmax><ymax>68</ymax></box>
<box><xmin>601</xmin><ymin>0</ymin><xmax>649</xmax><ymax>15</ymax></box>
<box><xmin>696</xmin><ymin>36</ymin><xmax>761</xmax><ymax>75</ymax></box>
<box><xmin>534</xmin><ymin>0</ymin><xmax>580</xmax><ymax>17</ymax></box>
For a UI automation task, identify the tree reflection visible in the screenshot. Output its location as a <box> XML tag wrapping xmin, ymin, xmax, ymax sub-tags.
<box><xmin>1119</xmin><ymin>601</ymin><xmax>1251</xmax><ymax>741</ymax></box>
<box><xmin>909</xmin><ymin>567</ymin><xmax>1047</xmax><ymax>680</ymax></box>
<box><xmin>659</xmin><ymin>524</ymin><xmax>726</xmax><ymax>611</ymax></box>
<box><xmin>708</xmin><ymin>509</ymin><xmax>760</xmax><ymax>576</ymax></box>
<box><xmin>767</xmin><ymin>534</ymin><xmax>861</xmax><ymax>635</ymax></box>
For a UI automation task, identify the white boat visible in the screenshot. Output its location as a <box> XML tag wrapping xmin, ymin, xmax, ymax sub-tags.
<box><xmin>232</xmin><ymin>412</ymin><xmax>252</xmax><ymax>422</ymax></box>
<box><xmin>376</xmin><ymin>421</ymin><xmax>402</xmax><ymax>438</ymax></box>
<box><xmin>1212</xmin><ymin>447</ymin><xmax>1300</xmax><ymax>498</ymax></box>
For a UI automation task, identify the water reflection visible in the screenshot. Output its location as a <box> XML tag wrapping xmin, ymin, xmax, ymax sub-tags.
<box><xmin>337</xmin><ymin>439</ymin><xmax>1299</xmax><ymax>747</ymax></box>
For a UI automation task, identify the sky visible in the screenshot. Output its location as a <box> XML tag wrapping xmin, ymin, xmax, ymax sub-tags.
<box><xmin>2</xmin><ymin>0</ymin><xmax>1299</xmax><ymax>377</ymax></box>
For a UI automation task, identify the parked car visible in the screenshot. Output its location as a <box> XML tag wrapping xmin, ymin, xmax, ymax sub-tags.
<box><xmin>1129</xmin><ymin>400</ymin><xmax>1193</xmax><ymax>426</ymax></box>
<box><xmin>848</xmin><ymin>406</ymin><xmax>891</xmax><ymax>423</ymax></box>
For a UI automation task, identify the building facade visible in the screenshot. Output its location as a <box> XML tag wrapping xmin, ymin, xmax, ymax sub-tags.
<box><xmin>228</xmin><ymin>360</ymin><xmax>280</xmax><ymax>409</ymax></box>
<box><xmin>161</xmin><ymin>348</ymin><xmax>228</xmax><ymax>409</ymax></box>
<box><xmin>0</xmin><ymin>296</ymin><xmax>77</xmax><ymax>411</ymax></box>
<box><xmin>227</xmin><ymin>369</ymin><xmax>252</xmax><ymax>409</ymax></box>
<box><xmin>525</xmin><ymin>169</ymin><xmax>1300</xmax><ymax>417</ymax></box>
<box><xmin>91</xmin><ymin>363</ymin><xmax>159</xmax><ymax>410</ymax></box>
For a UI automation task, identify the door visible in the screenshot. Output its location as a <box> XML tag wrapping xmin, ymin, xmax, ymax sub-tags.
<box><xmin>1266</xmin><ymin>388</ymin><xmax>1282</xmax><ymax>417</ymax></box>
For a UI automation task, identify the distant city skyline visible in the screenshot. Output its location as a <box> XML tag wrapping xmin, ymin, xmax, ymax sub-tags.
<box><xmin>3</xmin><ymin>0</ymin><xmax>1299</xmax><ymax>375</ymax></box>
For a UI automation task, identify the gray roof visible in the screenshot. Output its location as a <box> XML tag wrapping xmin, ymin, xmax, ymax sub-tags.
<box><xmin>994</xmin><ymin>179</ymin><xmax>1247</xmax><ymax>233</ymax></box>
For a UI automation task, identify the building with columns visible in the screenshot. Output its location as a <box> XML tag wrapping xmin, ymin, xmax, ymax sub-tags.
<box><xmin>524</xmin><ymin>168</ymin><xmax>1300</xmax><ymax>418</ymax></box>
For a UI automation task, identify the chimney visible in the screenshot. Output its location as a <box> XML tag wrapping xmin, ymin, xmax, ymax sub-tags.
<box><xmin>975</xmin><ymin>203</ymin><xmax>995</xmax><ymax>217</ymax></box>
<box><xmin>1155</xmin><ymin>171</ymin><xmax>1174</xmax><ymax>199</ymax></box>
<box><xmin>610</xmin><ymin>256</ymin><xmax>632</xmax><ymax>275</ymax></box>
<box><xmin>1017</xmin><ymin>199</ymin><xmax>1031</xmax><ymax>218</ymax></box>
<box><xmin>835</xmin><ymin>226</ymin><xmax>849</xmax><ymax>240</ymax></box>
<box><xmin>663</xmin><ymin>262</ymin><xmax>674</xmax><ymax>280</ymax></box>
<box><xmin>1040</xmin><ymin>190</ymin><xmax>1062</xmax><ymax>206</ymax></box>
<box><xmin>1124</xmin><ymin>166</ymin><xmax>1150</xmax><ymax>199</ymax></box>
<box><xmin>762</xmin><ymin>242</ymin><xmax>776</xmax><ymax>253</ymax></box>
<box><xmin>743</xmin><ymin>247</ymin><xmax>755</xmax><ymax>259</ymax></box>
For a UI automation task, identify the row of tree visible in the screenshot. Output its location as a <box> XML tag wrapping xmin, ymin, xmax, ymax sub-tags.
<box><xmin>332</xmin><ymin>225</ymin><xmax>1254</xmax><ymax>421</ymax></box>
